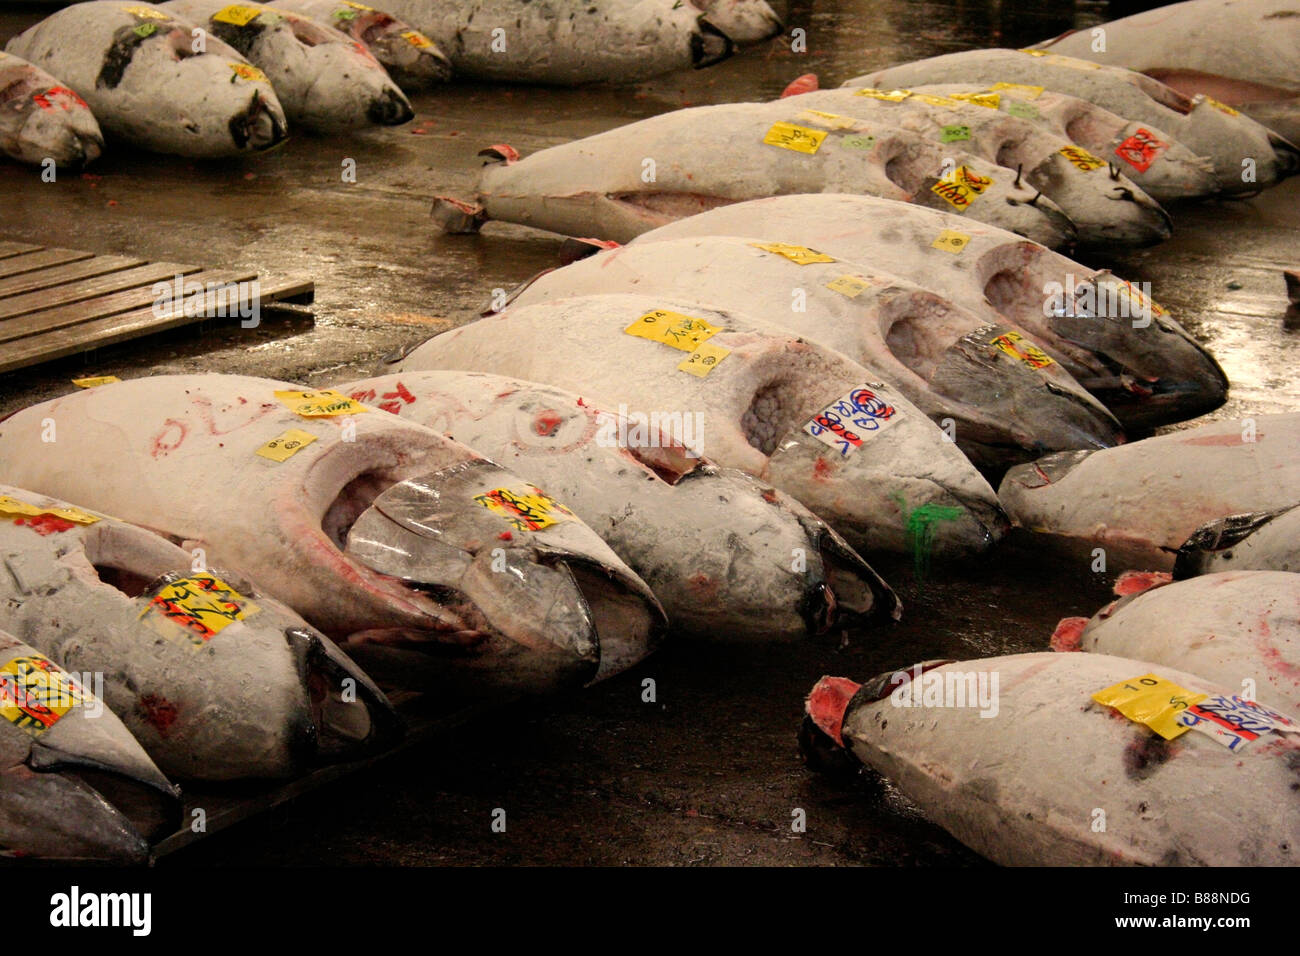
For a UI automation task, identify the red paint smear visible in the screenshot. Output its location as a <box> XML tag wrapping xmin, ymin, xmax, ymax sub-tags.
<box><xmin>13</xmin><ymin>515</ymin><xmax>76</xmax><ymax>535</ymax></box>
<box><xmin>139</xmin><ymin>694</ymin><xmax>179</xmax><ymax>737</ymax></box>
<box><xmin>497</xmin><ymin>531</ymin><xmax>512</xmax><ymax>541</ymax></box>
<box><xmin>534</xmin><ymin>410</ymin><xmax>563</xmax><ymax>437</ymax></box>
<box><xmin>806</xmin><ymin>676</ymin><xmax>861</xmax><ymax>747</ymax></box>
<box><xmin>1050</xmin><ymin>617</ymin><xmax>1089</xmax><ymax>652</ymax></box>
<box><xmin>1113</xmin><ymin>570</ymin><xmax>1173</xmax><ymax>596</ymax></box>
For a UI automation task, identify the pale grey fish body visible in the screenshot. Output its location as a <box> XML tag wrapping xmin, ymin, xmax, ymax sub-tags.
<box><xmin>0</xmin><ymin>50</ymin><xmax>104</xmax><ymax>167</ymax></box>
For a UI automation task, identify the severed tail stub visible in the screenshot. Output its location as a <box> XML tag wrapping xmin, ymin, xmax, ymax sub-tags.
<box><xmin>1112</xmin><ymin>569</ymin><xmax>1172</xmax><ymax>596</ymax></box>
<box><xmin>800</xmin><ymin>676</ymin><xmax>862</xmax><ymax>775</ymax></box>
<box><xmin>431</xmin><ymin>196</ymin><xmax>487</xmax><ymax>234</ymax></box>
<box><xmin>1050</xmin><ymin>616</ymin><xmax>1088</xmax><ymax>652</ymax></box>
<box><xmin>781</xmin><ymin>73</ymin><xmax>819</xmax><ymax>97</ymax></box>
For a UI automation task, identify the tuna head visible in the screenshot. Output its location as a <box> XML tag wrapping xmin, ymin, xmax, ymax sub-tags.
<box><xmin>299</xmin><ymin>38</ymin><xmax>414</xmax><ymax>129</ymax></box>
<box><xmin>349</xmin><ymin>13</ymin><xmax>451</xmax><ymax>87</ymax></box>
<box><xmin>0</xmin><ymin>70</ymin><xmax>104</xmax><ymax>167</ymax></box>
<box><xmin>1042</xmin><ymin>271</ymin><xmax>1229</xmax><ymax>429</ymax></box>
<box><xmin>691</xmin><ymin>0</ymin><xmax>783</xmax><ymax>45</ymax></box>
<box><xmin>1026</xmin><ymin>151</ymin><xmax>1171</xmax><ymax>248</ymax></box>
<box><xmin>16</xmin><ymin>98</ymin><xmax>105</xmax><ymax>167</ymax></box>
<box><xmin>337</xmin><ymin>460</ymin><xmax>664</xmax><ymax>693</ymax></box>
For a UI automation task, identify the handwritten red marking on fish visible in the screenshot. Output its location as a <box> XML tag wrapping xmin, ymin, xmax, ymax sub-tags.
<box><xmin>534</xmin><ymin>410</ymin><xmax>563</xmax><ymax>437</ymax></box>
<box><xmin>150</xmin><ymin>419</ymin><xmax>188</xmax><ymax>458</ymax></box>
<box><xmin>13</xmin><ymin>515</ymin><xmax>76</xmax><ymax>535</ymax></box>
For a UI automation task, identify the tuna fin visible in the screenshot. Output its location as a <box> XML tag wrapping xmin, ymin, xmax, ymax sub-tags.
<box><xmin>477</xmin><ymin>144</ymin><xmax>520</xmax><ymax>165</ymax></box>
<box><xmin>431</xmin><ymin>196</ymin><xmax>487</xmax><ymax>234</ymax></box>
<box><xmin>781</xmin><ymin>73</ymin><xmax>819</xmax><ymax>97</ymax></box>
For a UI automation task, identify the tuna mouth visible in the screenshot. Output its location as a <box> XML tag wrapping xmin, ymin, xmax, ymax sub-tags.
<box><xmin>27</xmin><ymin>745</ymin><xmax>181</xmax><ymax>846</ymax></box>
<box><xmin>1268</xmin><ymin>132</ymin><xmax>1300</xmax><ymax>178</ymax></box>
<box><xmin>231</xmin><ymin>91</ymin><xmax>288</xmax><ymax>151</ymax></box>
<box><xmin>691</xmin><ymin>17</ymin><xmax>735</xmax><ymax>68</ymax></box>
<box><xmin>1171</xmin><ymin>509</ymin><xmax>1285</xmax><ymax>579</ymax></box>
<box><xmin>367</xmin><ymin>86</ymin><xmax>415</xmax><ymax>126</ymax></box>
<box><xmin>802</xmin><ymin>518</ymin><xmax>902</xmax><ymax>632</ymax></box>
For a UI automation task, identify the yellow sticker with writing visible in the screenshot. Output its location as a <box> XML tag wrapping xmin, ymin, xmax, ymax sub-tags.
<box><xmin>929</xmin><ymin>165</ymin><xmax>993</xmax><ymax>211</ymax></box>
<box><xmin>911</xmin><ymin>92</ymin><xmax>961</xmax><ymax>107</ymax></box>
<box><xmin>1059</xmin><ymin>145</ymin><xmax>1105</xmax><ymax>171</ymax></box>
<box><xmin>763</xmin><ymin>121</ymin><xmax>827</xmax><ymax>154</ymax></box>
<box><xmin>949</xmin><ymin>91</ymin><xmax>1001</xmax><ymax>109</ymax></box>
<box><xmin>122</xmin><ymin>5</ymin><xmax>169</xmax><ymax>18</ymax></box>
<box><xmin>474</xmin><ymin>487</ymin><xmax>573</xmax><ymax>532</ymax></box>
<box><xmin>401</xmin><ymin>30</ymin><xmax>433</xmax><ymax>48</ymax></box>
<box><xmin>989</xmin><ymin>81</ymin><xmax>1043</xmax><ymax>99</ymax></box>
<box><xmin>990</xmin><ymin>330</ymin><xmax>1055</xmax><ymax>369</ymax></box>
<box><xmin>624</xmin><ymin>310</ymin><xmax>721</xmax><ymax>352</ymax></box>
<box><xmin>749</xmin><ymin>242</ymin><xmax>835</xmax><ymax>265</ymax></box>
<box><xmin>932</xmin><ymin>229</ymin><xmax>971</xmax><ymax>253</ymax></box>
<box><xmin>1093</xmin><ymin>674</ymin><xmax>1207</xmax><ymax>740</ymax></box>
<box><xmin>1115</xmin><ymin>279</ymin><xmax>1167</xmax><ymax>317</ymax></box>
<box><xmin>825</xmin><ymin>274</ymin><xmax>873</xmax><ymax>298</ymax></box>
<box><xmin>0</xmin><ymin>495</ymin><xmax>100</xmax><ymax>527</ymax></box>
<box><xmin>853</xmin><ymin>88</ymin><xmax>910</xmax><ymax>101</ymax></box>
<box><xmin>230</xmin><ymin>62</ymin><xmax>269</xmax><ymax>83</ymax></box>
<box><xmin>141</xmin><ymin>574</ymin><xmax>259</xmax><ymax>646</ymax></box>
<box><xmin>275</xmin><ymin>389</ymin><xmax>370</xmax><ymax>418</ymax></box>
<box><xmin>212</xmin><ymin>4</ymin><xmax>263</xmax><ymax>25</ymax></box>
<box><xmin>0</xmin><ymin>655</ymin><xmax>93</xmax><ymax>736</ymax></box>
<box><xmin>678</xmin><ymin>341</ymin><xmax>731</xmax><ymax>378</ymax></box>
<box><xmin>255</xmin><ymin>428</ymin><xmax>319</xmax><ymax>462</ymax></box>
<box><xmin>794</xmin><ymin>109</ymin><xmax>858</xmax><ymax>131</ymax></box>
<box><xmin>1199</xmin><ymin>95</ymin><xmax>1239</xmax><ymax>116</ymax></box>
<box><xmin>71</xmin><ymin>375</ymin><xmax>120</xmax><ymax>388</ymax></box>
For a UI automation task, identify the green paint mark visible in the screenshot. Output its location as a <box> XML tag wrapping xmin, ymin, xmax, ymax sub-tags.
<box><xmin>133</xmin><ymin>22</ymin><xmax>157</xmax><ymax>37</ymax></box>
<box><xmin>1006</xmin><ymin>101</ymin><xmax>1039</xmax><ymax>120</ymax></box>
<box><xmin>841</xmin><ymin>134</ymin><xmax>876</xmax><ymax>150</ymax></box>
<box><xmin>904</xmin><ymin>501</ymin><xmax>965</xmax><ymax>580</ymax></box>
<box><xmin>940</xmin><ymin>125</ymin><xmax>970</xmax><ymax>143</ymax></box>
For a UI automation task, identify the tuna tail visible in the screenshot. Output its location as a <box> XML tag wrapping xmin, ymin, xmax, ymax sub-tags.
<box><xmin>1172</xmin><ymin>509</ymin><xmax>1285</xmax><ymax>579</ymax></box>
<box><xmin>432</xmin><ymin>196</ymin><xmax>488</xmax><ymax>234</ymax></box>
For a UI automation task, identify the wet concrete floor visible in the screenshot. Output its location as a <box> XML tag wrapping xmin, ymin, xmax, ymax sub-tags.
<box><xmin>0</xmin><ymin>0</ymin><xmax>1297</xmax><ymax>865</ymax></box>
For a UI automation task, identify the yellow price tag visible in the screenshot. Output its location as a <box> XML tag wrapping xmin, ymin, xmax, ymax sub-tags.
<box><xmin>474</xmin><ymin>487</ymin><xmax>573</xmax><ymax>532</ymax></box>
<box><xmin>0</xmin><ymin>655</ymin><xmax>93</xmax><ymax>736</ymax></box>
<box><xmin>930</xmin><ymin>165</ymin><xmax>993</xmax><ymax>211</ymax></box>
<box><xmin>932</xmin><ymin>229</ymin><xmax>971</xmax><ymax>253</ymax></box>
<box><xmin>677</xmin><ymin>341</ymin><xmax>731</xmax><ymax>378</ymax></box>
<box><xmin>1093</xmin><ymin>674</ymin><xmax>1206</xmax><ymax>740</ymax></box>
<box><xmin>949</xmin><ymin>91</ymin><xmax>1001</xmax><ymax>109</ymax></box>
<box><xmin>989</xmin><ymin>81</ymin><xmax>1043</xmax><ymax>99</ymax></box>
<box><xmin>71</xmin><ymin>375</ymin><xmax>120</xmax><ymax>388</ymax></box>
<box><xmin>255</xmin><ymin>428</ymin><xmax>319</xmax><ymax>462</ymax></box>
<box><xmin>343</xmin><ymin>0</ymin><xmax>375</xmax><ymax>8</ymax></box>
<box><xmin>826</xmin><ymin>274</ymin><xmax>872</xmax><ymax>298</ymax></box>
<box><xmin>795</xmin><ymin>109</ymin><xmax>859</xmax><ymax>130</ymax></box>
<box><xmin>230</xmin><ymin>62</ymin><xmax>269</xmax><ymax>83</ymax></box>
<box><xmin>122</xmin><ymin>5</ymin><xmax>170</xmax><ymax>18</ymax></box>
<box><xmin>990</xmin><ymin>330</ymin><xmax>1055</xmax><ymax>369</ymax></box>
<box><xmin>141</xmin><ymin>573</ymin><xmax>259</xmax><ymax>646</ymax></box>
<box><xmin>624</xmin><ymin>310</ymin><xmax>721</xmax><ymax>352</ymax></box>
<box><xmin>762</xmin><ymin>121</ymin><xmax>827</xmax><ymax>154</ymax></box>
<box><xmin>1200</xmin><ymin>95</ymin><xmax>1239</xmax><ymax>115</ymax></box>
<box><xmin>274</xmin><ymin>389</ymin><xmax>370</xmax><ymax>418</ymax></box>
<box><xmin>1059</xmin><ymin>145</ymin><xmax>1106</xmax><ymax>171</ymax></box>
<box><xmin>853</xmin><ymin>88</ymin><xmax>910</xmax><ymax>101</ymax></box>
<box><xmin>0</xmin><ymin>495</ymin><xmax>100</xmax><ymax>527</ymax></box>
<box><xmin>911</xmin><ymin>92</ymin><xmax>960</xmax><ymax>107</ymax></box>
<box><xmin>212</xmin><ymin>4</ymin><xmax>264</xmax><ymax>25</ymax></box>
<box><xmin>401</xmin><ymin>30</ymin><xmax>433</xmax><ymax>48</ymax></box>
<box><xmin>749</xmin><ymin>241</ymin><xmax>835</xmax><ymax>265</ymax></box>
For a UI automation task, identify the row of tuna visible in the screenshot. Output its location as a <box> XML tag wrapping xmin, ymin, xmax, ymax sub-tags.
<box><xmin>0</xmin><ymin>0</ymin><xmax>784</xmax><ymax>165</ymax></box>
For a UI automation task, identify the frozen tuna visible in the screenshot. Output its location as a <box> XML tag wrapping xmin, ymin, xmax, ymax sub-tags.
<box><xmin>1174</xmin><ymin>505</ymin><xmax>1300</xmax><ymax>577</ymax></box>
<box><xmin>0</xmin><ymin>375</ymin><xmax>665</xmax><ymax>694</ymax></box>
<box><xmin>338</xmin><ymin>371</ymin><xmax>900</xmax><ymax>638</ymax></box>
<box><xmin>0</xmin><ymin>629</ymin><xmax>179</xmax><ymax>863</ymax></box>
<box><xmin>998</xmin><ymin>413</ymin><xmax>1300</xmax><ymax>570</ymax></box>
<box><xmin>850</xmin><ymin>48</ymin><xmax>1299</xmax><ymax>193</ymax></box>
<box><xmin>803</xmin><ymin>653</ymin><xmax>1300</xmax><ymax>865</ymax></box>
<box><xmin>0</xmin><ymin>485</ymin><xmax>399</xmax><ymax>781</ymax></box>
<box><xmin>391</xmin><ymin>293</ymin><xmax>1008</xmax><ymax>558</ymax></box>
<box><xmin>633</xmin><ymin>193</ymin><xmax>1228</xmax><ymax>429</ymax></box>
<box><xmin>1036</xmin><ymin>0</ymin><xmax>1300</xmax><ymax>143</ymax></box>
<box><xmin>1052</xmin><ymin>570</ymin><xmax>1300</xmax><ymax>716</ymax></box>
<box><xmin>160</xmin><ymin>0</ymin><xmax>414</xmax><ymax>129</ymax></box>
<box><xmin>431</xmin><ymin>101</ymin><xmax>1075</xmax><ymax>248</ymax></box>
<box><xmin>4</xmin><ymin>1</ymin><xmax>288</xmax><ymax>157</ymax></box>
<box><xmin>0</xmin><ymin>50</ymin><xmax>104</xmax><ymax>167</ymax></box>
<box><xmin>506</xmin><ymin>235</ymin><xmax>1124</xmax><ymax>470</ymax></box>
<box><xmin>271</xmin><ymin>0</ymin><xmax>450</xmax><ymax>88</ymax></box>
<box><xmin>785</xmin><ymin>87</ymin><xmax>1172</xmax><ymax>248</ymax></box>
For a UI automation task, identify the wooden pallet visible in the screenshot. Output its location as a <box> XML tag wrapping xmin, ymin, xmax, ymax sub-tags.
<box><xmin>0</xmin><ymin>240</ymin><xmax>314</xmax><ymax>375</ymax></box>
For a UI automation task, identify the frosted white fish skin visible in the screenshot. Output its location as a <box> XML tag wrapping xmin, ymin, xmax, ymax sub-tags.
<box><xmin>453</xmin><ymin>102</ymin><xmax>1075</xmax><ymax>247</ymax></box>
<box><xmin>1036</xmin><ymin>0</ymin><xmax>1300</xmax><ymax>143</ymax></box>
<box><xmin>378</xmin><ymin>0</ymin><xmax>740</xmax><ymax>84</ymax></box>
<box><xmin>1175</xmin><ymin>505</ymin><xmax>1300</xmax><ymax>577</ymax></box>
<box><xmin>338</xmin><ymin>370</ymin><xmax>901</xmax><ymax>639</ymax></box>
<box><xmin>908</xmin><ymin>82</ymin><xmax>1221</xmax><ymax>201</ymax></box>
<box><xmin>271</xmin><ymin>0</ymin><xmax>451</xmax><ymax>88</ymax></box>
<box><xmin>160</xmin><ymin>0</ymin><xmax>414</xmax><ymax>129</ymax></box>
<box><xmin>633</xmin><ymin>193</ymin><xmax>1228</xmax><ymax>430</ymax></box>
<box><xmin>0</xmin><ymin>51</ymin><xmax>105</xmax><ymax>167</ymax></box>
<box><xmin>1065</xmin><ymin>571</ymin><xmax>1300</xmax><ymax>716</ymax></box>
<box><xmin>507</xmin><ymin>236</ymin><xmax>1123</xmax><ymax>469</ymax></box>
<box><xmin>4</xmin><ymin>1</ymin><xmax>288</xmax><ymax>157</ymax></box>
<box><xmin>0</xmin><ymin>375</ymin><xmax>664</xmax><ymax>694</ymax></box>
<box><xmin>850</xmin><ymin>48</ymin><xmax>1299</xmax><ymax>193</ymax></box>
<box><xmin>0</xmin><ymin>627</ymin><xmax>179</xmax><ymax>862</ymax></box>
<box><xmin>807</xmin><ymin>652</ymin><xmax>1300</xmax><ymax>866</ymax></box>
<box><xmin>392</xmin><ymin>293</ymin><xmax>1007</xmax><ymax>557</ymax></box>
<box><xmin>998</xmin><ymin>413</ymin><xmax>1300</xmax><ymax>570</ymax></box>
<box><xmin>0</xmin><ymin>484</ymin><xmax>398</xmax><ymax>781</ymax></box>
<box><xmin>786</xmin><ymin>87</ymin><xmax>1171</xmax><ymax>248</ymax></box>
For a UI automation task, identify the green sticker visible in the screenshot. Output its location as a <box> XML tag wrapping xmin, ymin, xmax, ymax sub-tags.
<box><xmin>841</xmin><ymin>134</ymin><xmax>876</xmax><ymax>150</ymax></box>
<box><xmin>334</xmin><ymin>8</ymin><xmax>357</xmax><ymax>19</ymax></box>
<box><xmin>1006</xmin><ymin>101</ymin><xmax>1039</xmax><ymax>119</ymax></box>
<box><xmin>133</xmin><ymin>22</ymin><xmax>157</xmax><ymax>37</ymax></box>
<box><xmin>940</xmin><ymin>125</ymin><xmax>970</xmax><ymax>143</ymax></box>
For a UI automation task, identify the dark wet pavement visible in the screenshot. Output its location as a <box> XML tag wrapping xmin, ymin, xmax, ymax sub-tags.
<box><xmin>0</xmin><ymin>0</ymin><xmax>1297</xmax><ymax>865</ymax></box>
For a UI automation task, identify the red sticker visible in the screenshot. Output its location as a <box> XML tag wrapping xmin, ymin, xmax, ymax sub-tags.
<box><xmin>32</xmin><ymin>85</ymin><xmax>88</xmax><ymax>112</ymax></box>
<box><xmin>1114</xmin><ymin>128</ymin><xmax>1168</xmax><ymax>173</ymax></box>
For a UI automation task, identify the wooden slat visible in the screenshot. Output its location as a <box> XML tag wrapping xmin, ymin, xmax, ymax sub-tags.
<box><xmin>0</xmin><ymin>241</ymin><xmax>42</xmax><ymax>261</ymax></box>
<box><xmin>258</xmin><ymin>275</ymin><xmax>315</xmax><ymax>305</ymax></box>
<box><xmin>0</xmin><ymin>262</ymin><xmax>199</xmax><ymax>321</ymax></box>
<box><xmin>0</xmin><ymin>268</ymin><xmax>258</xmax><ymax>347</ymax></box>
<box><xmin>0</xmin><ymin>254</ymin><xmax>145</xmax><ymax>299</ymax></box>
<box><xmin>0</xmin><ymin>248</ymin><xmax>94</xmax><ymax>279</ymax></box>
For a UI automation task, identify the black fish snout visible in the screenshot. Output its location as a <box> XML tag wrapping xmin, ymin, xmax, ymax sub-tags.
<box><xmin>369</xmin><ymin>87</ymin><xmax>414</xmax><ymax>126</ymax></box>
